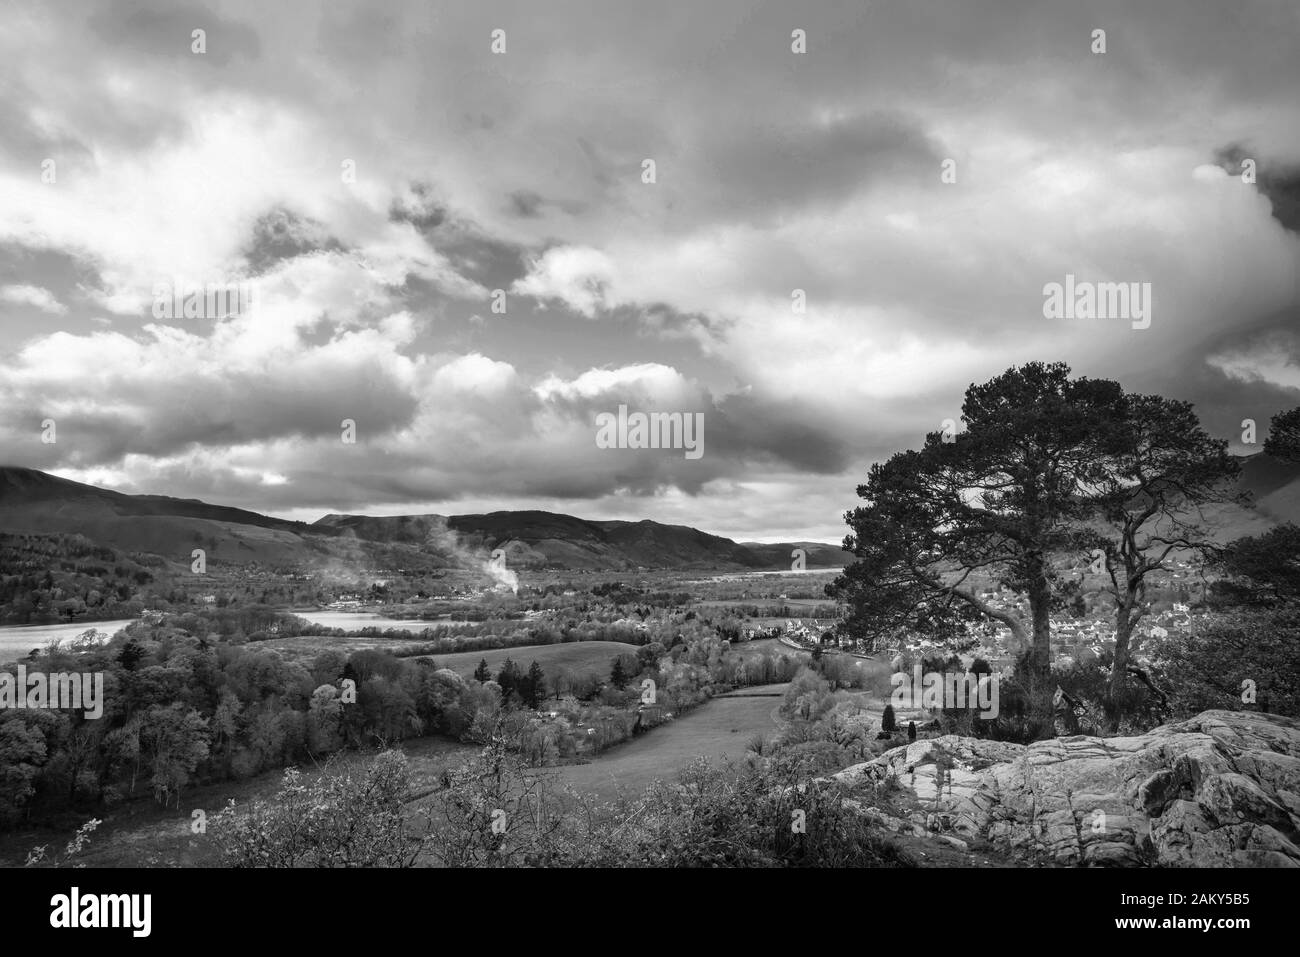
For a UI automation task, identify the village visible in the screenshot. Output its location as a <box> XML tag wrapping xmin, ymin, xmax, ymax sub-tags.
<box><xmin>760</xmin><ymin>556</ymin><xmax>1208</xmax><ymax>675</ymax></box>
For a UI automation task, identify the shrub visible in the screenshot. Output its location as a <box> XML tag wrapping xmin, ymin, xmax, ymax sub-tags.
<box><xmin>211</xmin><ymin>751</ymin><xmax>417</xmax><ymax>867</ymax></box>
<box><xmin>881</xmin><ymin>703</ymin><xmax>897</xmax><ymax>734</ymax></box>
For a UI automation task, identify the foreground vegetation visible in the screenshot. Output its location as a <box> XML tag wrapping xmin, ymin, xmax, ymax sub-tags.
<box><xmin>200</xmin><ymin>738</ymin><xmax>907</xmax><ymax>868</ymax></box>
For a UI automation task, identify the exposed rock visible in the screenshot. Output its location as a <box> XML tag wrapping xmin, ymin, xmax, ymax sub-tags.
<box><xmin>829</xmin><ymin>710</ymin><xmax>1300</xmax><ymax>867</ymax></box>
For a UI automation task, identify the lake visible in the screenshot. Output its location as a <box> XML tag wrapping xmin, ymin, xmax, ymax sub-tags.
<box><xmin>0</xmin><ymin>611</ymin><xmax>471</xmax><ymax>664</ymax></box>
<box><xmin>288</xmin><ymin>610</ymin><xmax>475</xmax><ymax>631</ymax></box>
<box><xmin>0</xmin><ymin>618</ymin><xmax>137</xmax><ymax>664</ymax></box>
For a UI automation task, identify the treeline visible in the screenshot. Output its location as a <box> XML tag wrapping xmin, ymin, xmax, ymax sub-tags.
<box><xmin>0</xmin><ymin>620</ymin><xmax>493</xmax><ymax>828</ymax></box>
<box><xmin>0</xmin><ymin>533</ymin><xmax>160</xmax><ymax>624</ymax></box>
<box><xmin>709</xmin><ymin>602</ymin><xmax>841</xmax><ymax>620</ymax></box>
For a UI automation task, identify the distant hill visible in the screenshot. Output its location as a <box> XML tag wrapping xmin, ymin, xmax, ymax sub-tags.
<box><xmin>0</xmin><ymin>467</ymin><xmax>848</xmax><ymax>572</ymax></box>
<box><xmin>738</xmin><ymin>541</ymin><xmax>850</xmax><ymax>568</ymax></box>
<box><xmin>12</xmin><ymin>455</ymin><xmax>1288</xmax><ymax>575</ymax></box>
<box><xmin>0</xmin><ymin>465</ymin><xmax>334</xmax><ymax>534</ymax></box>
<box><xmin>1177</xmin><ymin>452</ymin><xmax>1300</xmax><ymax>545</ymax></box>
<box><xmin>0</xmin><ymin>466</ymin><xmax>337</xmax><ymax>566</ymax></box>
<box><xmin>317</xmin><ymin>509</ymin><xmax>851</xmax><ymax>570</ymax></box>
<box><xmin>1237</xmin><ymin>451</ymin><xmax>1300</xmax><ymax>525</ymax></box>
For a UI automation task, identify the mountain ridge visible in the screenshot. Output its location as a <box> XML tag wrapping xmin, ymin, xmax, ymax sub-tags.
<box><xmin>0</xmin><ymin>467</ymin><xmax>849</xmax><ymax>571</ymax></box>
<box><xmin>6</xmin><ymin>454</ymin><xmax>1296</xmax><ymax>572</ymax></box>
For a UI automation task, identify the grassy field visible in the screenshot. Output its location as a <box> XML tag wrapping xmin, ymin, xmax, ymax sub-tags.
<box><xmin>417</xmin><ymin>640</ymin><xmax>641</xmax><ymax>683</ymax></box>
<box><xmin>549</xmin><ymin>688</ymin><xmax>786</xmax><ymax>804</ymax></box>
<box><xmin>256</xmin><ymin>632</ymin><xmax>446</xmax><ymax>663</ymax></box>
<box><xmin>253</xmin><ymin>635</ymin><xmax>642</xmax><ymax>680</ymax></box>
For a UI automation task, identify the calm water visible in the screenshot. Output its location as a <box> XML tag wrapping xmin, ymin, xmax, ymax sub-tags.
<box><xmin>0</xmin><ymin>611</ymin><xmax>474</xmax><ymax>664</ymax></box>
<box><xmin>685</xmin><ymin>568</ymin><xmax>840</xmax><ymax>583</ymax></box>
<box><xmin>290</xmin><ymin>611</ymin><xmax>473</xmax><ymax>632</ymax></box>
<box><xmin>0</xmin><ymin>618</ymin><xmax>136</xmax><ymax>664</ymax></box>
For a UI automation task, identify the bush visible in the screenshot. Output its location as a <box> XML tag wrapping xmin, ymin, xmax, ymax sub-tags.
<box><xmin>207</xmin><ymin>737</ymin><xmax>908</xmax><ymax>869</ymax></box>
<box><xmin>1053</xmin><ymin>652</ymin><xmax>1166</xmax><ymax>734</ymax></box>
<box><xmin>1153</xmin><ymin>608</ymin><xmax>1300</xmax><ymax>719</ymax></box>
<box><xmin>585</xmin><ymin>758</ymin><xmax>903</xmax><ymax>868</ymax></box>
<box><xmin>881</xmin><ymin>703</ymin><xmax>897</xmax><ymax>734</ymax></box>
<box><xmin>211</xmin><ymin>751</ymin><xmax>417</xmax><ymax>867</ymax></box>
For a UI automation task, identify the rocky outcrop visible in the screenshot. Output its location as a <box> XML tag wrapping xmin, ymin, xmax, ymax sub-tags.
<box><xmin>830</xmin><ymin>710</ymin><xmax>1300</xmax><ymax>867</ymax></box>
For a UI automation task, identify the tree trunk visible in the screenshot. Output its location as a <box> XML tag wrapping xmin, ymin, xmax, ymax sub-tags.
<box><xmin>1027</xmin><ymin>571</ymin><xmax>1055</xmax><ymax>738</ymax></box>
<box><xmin>1105</xmin><ymin>611</ymin><xmax>1136</xmax><ymax>731</ymax></box>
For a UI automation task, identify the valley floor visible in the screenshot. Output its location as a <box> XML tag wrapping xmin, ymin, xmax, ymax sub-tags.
<box><xmin>1</xmin><ymin>682</ymin><xmax>788</xmax><ymax>867</ymax></box>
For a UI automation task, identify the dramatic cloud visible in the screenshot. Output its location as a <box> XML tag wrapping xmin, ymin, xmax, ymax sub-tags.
<box><xmin>2</xmin><ymin>0</ymin><xmax>1298</xmax><ymax>540</ymax></box>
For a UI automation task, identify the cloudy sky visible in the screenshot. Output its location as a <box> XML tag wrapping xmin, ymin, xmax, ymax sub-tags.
<box><xmin>2</xmin><ymin>0</ymin><xmax>1299</xmax><ymax>542</ymax></box>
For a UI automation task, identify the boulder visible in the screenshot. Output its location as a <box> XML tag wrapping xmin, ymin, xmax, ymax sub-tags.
<box><xmin>828</xmin><ymin>710</ymin><xmax>1300</xmax><ymax>867</ymax></box>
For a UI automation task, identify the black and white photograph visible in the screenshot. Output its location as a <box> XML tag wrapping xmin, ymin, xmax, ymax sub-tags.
<box><xmin>0</xmin><ymin>0</ymin><xmax>1297</xmax><ymax>935</ymax></box>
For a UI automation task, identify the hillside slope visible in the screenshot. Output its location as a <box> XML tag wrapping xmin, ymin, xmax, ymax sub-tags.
<box><xmin>1</xmin><ymin>467</ymin><xmax>845</xmax><ymax>571</ymax></box>
<box><xmin>0</xmin><ymin>467</ymin><xmax>327</xmax><ymax>565</ymax></box>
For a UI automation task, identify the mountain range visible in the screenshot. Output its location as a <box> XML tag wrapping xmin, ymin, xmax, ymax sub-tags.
<box><xmin>0</xmin><ymin>467</ymin><xmax>849</xmax><ymax>572</ymax></box>
<box><xmin>3</xmin><ymin>453</ymin><xmax>1297</xmax><ymax>574</ymax></box>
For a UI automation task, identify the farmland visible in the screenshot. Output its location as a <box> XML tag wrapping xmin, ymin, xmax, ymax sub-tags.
<box><xmin>552</xmin><ymin>684</ymin><xmax>789</xmax><ymax>803</ymax></box>
<box><xmin>418</xmin><ymin>640</ymin><xmax>642</xmax><ymax>683</ymax></box>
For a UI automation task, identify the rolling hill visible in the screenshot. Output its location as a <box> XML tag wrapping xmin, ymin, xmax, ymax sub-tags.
<box><xmin>0</xmin><ymin>467</ymin><xmax>849</xmax><ymax>571</ymax></box>
<box><xmin>318</xmin><ymin>508</ymin><xmax>850</xmax><ymax>569</ymax></box>
<box><xmin>11</xmin><ymin>453</ymin><xmax>1290</xmax><ymax>576</ymax></box>
<box><xmin>0</xmin><ymin>466</ymin><xmax>338</xmax><ymax>566</ymax></box>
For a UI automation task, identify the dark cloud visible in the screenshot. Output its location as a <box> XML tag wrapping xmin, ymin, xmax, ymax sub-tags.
<box><xmin>1215</xmin><ymin>145</ymin><xmax>1300</xmax><ymax>234</ymax></box>
<box><xmin>243</xmin><ymin>208</ymin><xmax>344</xmax><ymax>275</ymax></box>
<box><xmin>688</xmin><ymin>110</ymin><xmax>947</xmax><ymax>224</ymax></box>
<box><xmin>507</xmin><ymin>190</ymin><xmax>543</xmax><ymax>218</ymax></box>
<box><xmin>388</xmin><ymin>182</ymin><xmax>448</xmax><ymax>232</ymax></box>
<box><xmin>315</xmin><ymin>4</ymin><xmax>405</xmax><ymax>64</ymax></box>
<box><xmin>389</xmin><ymin>184</ymin><xmax>526</xmax><ymax>288</ymax></box>
<box><xmin>88</xmin><ymin>0</ymin><xmax>260</xmax><ymax>66</ymax></box>
<box><xmin>708</xmin><ymin>394</ymin><xmax>851</xmax><ymax>474</ymax></box>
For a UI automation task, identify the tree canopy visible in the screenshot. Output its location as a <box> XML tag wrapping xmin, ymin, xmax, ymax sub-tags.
<box><xmin>829</xmin><ymin>361</ymin><xmax>1243</xmax><ymax>735</ymax></box>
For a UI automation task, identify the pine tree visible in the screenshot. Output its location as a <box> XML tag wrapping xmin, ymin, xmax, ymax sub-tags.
<box><xmin>610</xmin><ymin>657</ymin><xmax>628</xmax><ymax>690</ymax></box>
<box><xmin>496</xmin><ymin>659</ymin><xmax>519</xmax><ymax>700</ymax></box>
<box><xmin>882</xmin><ymin>703</ymin><xmax>897</xmax><ymax>734</ymax></box>
<box><xmin>524</xmin><ymin>661</ymin><xmax>546</xmax><ymax>708</ymax></box>
<box><xmin>473</xmin><ymin>658</ymin><xmax>491</xmax><ymax>683</ymax></box>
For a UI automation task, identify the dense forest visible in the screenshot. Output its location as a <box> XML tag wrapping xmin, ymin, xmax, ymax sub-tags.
<box><xmin>0</xmin><ymin>533</ymin><xmax>161</xmax><ymax>624</ymax></box>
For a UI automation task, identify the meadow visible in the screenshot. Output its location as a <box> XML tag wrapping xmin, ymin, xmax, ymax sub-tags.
<box><xmin>552</xmin><ymin>684</ymin><xmax>789</xmax><ymax>803</ymax></box>
<box><xmin>416</xmin><ymin>640</ymin><xmax>642</xmax><ymax>684</ymax></box>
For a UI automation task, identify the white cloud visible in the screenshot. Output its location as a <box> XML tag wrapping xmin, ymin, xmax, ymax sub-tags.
<box><xmin>533</xmin><ymin>363</ymin><xmax>694</xmax><ymax>404</ymax></box>
<box><xmin>512</xmin><ymin>246</ymin><xmax>615</xmax><ymax>318</ymax></box>
<box><xmin>432</xmin><ymin>353</ymin><xmax>518</xmax><ymax>395</ymax></box>
<box><xmin>0</xmin><ymin>283</ymin><xmax>65</xmax><ymax>314</ymax></box>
